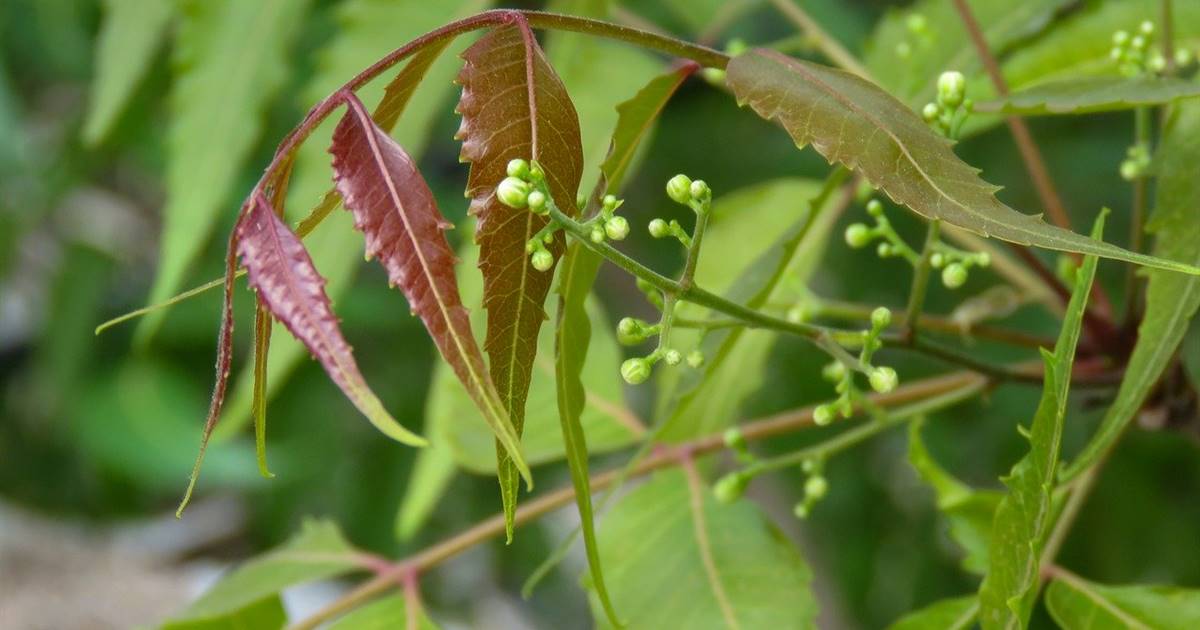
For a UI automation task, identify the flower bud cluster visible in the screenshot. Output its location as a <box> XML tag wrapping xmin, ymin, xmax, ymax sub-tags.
<box><xmin>650</xmin><ymin>174</ymin><xmax>712</xmax><ymax>248</ymax></box>
<box><xmin>845</xmin><ymin>198</ymin><xmax>988</xmax><ymax>289</ymax></box>
<box><xmin>929</xmin><ymin>243</ymin><xmax>990</xmax><ymax>289</ymax></box>
<box><xmin>893</xmin><ymin>12</ymin><xmax>932</xmax><ymax>60</ymax></box>
<box><xmin>922</xmin><ymin>71</ymin><xmax>972</xmax><ymax>138</ymax></box>
<box><xmin>793</xmin><ymin>458</ymin><xmax>829</xmax><ymax>519</ymax></box>
<box><xmin>499</xmin><ymin>159</ymin><xmax>564</xmax><ymax>272</ymax></box>
<box><xmin>813</xmin><ymin>307</ymin><xmax>898</xmax><ymax>426</ymax></box>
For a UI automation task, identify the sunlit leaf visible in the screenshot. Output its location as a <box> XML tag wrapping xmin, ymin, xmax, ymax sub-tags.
<box><xmin>162</xmin><ymin>596</ymin><xmax>286</xmax><ymax>630</ymax></box>
<box><xmin>165</xmin><ymin>519</ymin><xmax>366</xmax><ymax>626</ymax></box>
<box><xmin>590</xmin><ymin>469</ymin><xmax>817</xmax><ymax>629</ymax></box>
<box><xmin>725</xmin><ymin>50</ymin><xmax>1200</xmax><ymax>275</ymax></box>
<box><xmin>1062</xmin><ymin>102</ymin><xmax>1200</xmax><ymax>480</ymax></box>
<box><xmin>138</xmin><ymin>0</ymin><xmax>312</xmax><ymax>343</ymax></box>
<box><xmin>456</xmin><ymin>21</ymin><xmax>585</xmax><ymax>538</ymax></box>
<box><xmin>887</xmin><ymin>595</ymin><xmax>978</xmax><ymax>630</ymax></box>
<box><xmin>908</xmin><ymin>420</ymin><xmax>1002</xmax><ymax>575</ymax></box>
<box><xmin>236</xmin><ymin>192</ymin><xmax>425</xmax><ymax>446</ymax></box>
<box><xmin>330</xmin><ymin>92</ymin><xmax>528</xmax><ymax>484</ymax></box>
<box><xmin>394</xmin><ymin>438</ymin><xmax>458</xmax><ymax>541</ymax></box>
<box><xmin>977</xmin><ymin>213</ymin><xmax>1104</xmax><ymax>629</ymax></box>
<box><xmin>1045</xmin><ymin>574</ymin><xmax>1200</xmax><ymax>630</ymax></box>
<box><xmin>977</xmin><ymin>76</ymin><xmax>1200</xmax><ymax>115</ymax></box>
<box><xmin>82</xmin><ymin>0</ymin><xmax>173</xmax><ymax>145</ymax></box>
<box><xmin>326</xmin><ymin>595</ymin><xmax>441</xmax><ymax>630</ymax></box>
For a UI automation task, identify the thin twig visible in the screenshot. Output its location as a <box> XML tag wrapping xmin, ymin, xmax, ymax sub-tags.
<box><xmin>768</xmin><ymin>0</ymin><xmax>870</xmax><ymax>79</ymax></box>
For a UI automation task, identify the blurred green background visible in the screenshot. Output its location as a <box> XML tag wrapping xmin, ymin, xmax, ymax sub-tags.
<box><xmin>1</xmin><ymin>0</ymin><xmax>1197</xmax><ymax>628</ymax></box>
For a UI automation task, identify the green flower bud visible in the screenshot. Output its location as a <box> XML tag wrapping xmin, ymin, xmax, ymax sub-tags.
<box><xmin>603</xmin><ymin>194</ymin><xmax>619</xmax><ymax>212</ymax></box>
<box><xmin>869</xmin><ymin>366</ymin><xmax>899</xmax><ymax>394</ymax></box>
<box><xmin>528</xmin><ymin>162</ymin><xmax>545</xmax><ymax>181</ymax></box>
<box><xmin>723</xmin><ymin>427</ymin><xmax>747</xmax><ymax>451</ymax></box>
<box><xmin>822</xmin><ymin>360</ymin><xmax>846</xmax><ymax>382</ymax></box>
<box><xmin>531</xmin><ymin>248</ymin><xmax>554</xmax><ymax>272</ymax></box>
<box><xmin>1110</xmin><ymin>46</ymin><xmax>1125</xmax><ymax>61</ymax></box>
<box><xmin>866</xmin><ymin>199</ymin><xmax>884</xmax><ymax>216</ymax></box>
<box><xmin>930</xmin><ymin>252</ymin><xmax>946</xmax><ymax>268</ymax></box>
<box><xmin>1131</xmin><ymin>35</ymin><xmax>1147</xmax><ymax>51</ymax></box>
<box><xmin>666</xmin><ymin>174</ymin><xmax>693</xmax><ymax>204</ymax></box>
<box><xmin>921</xmin><ymin>103</ymin><xmax>940</xmax><ymax>122</ymax></box>
<box><xmin>687</xmin><ymin>349</ymin><xmax>705</xmax><ymax>368</ymax></box>
<box><xmin>804</xmin><ymin>475</ymin><xmax>828</xmax><ymax>500</ymax></box>
<box><xmin>506</xmin><ymin>158</ymin><xmax>530</xmax><ymax>179</ymax></box>
<box><xmin>1176</xmin><ymin>48</ymin><xmax>1193</xmax><ymax>67</ymax></box>
<box><xmin>497</xmin><ymin>177</ymin><xmax>531</xmax><ymax>209</ymax></box>
<box><xmin>526</xmin><ymin>190</ymin><xmax>547</xmax><ymax>213</ymax></box>
<box><xmin>905</xmin><ymin>13</ymin><xmax>927</xmax><ymax>34</ymax></box>
<box><xmin>937</xmin><ymin>71</ymin><xmax>966</xmax><ymax>108</ymax></box>
<box><xmin>663</xmin><ymin>349</ymin><xmax>683</xmax><ymax>366</ymax></box>
<box><xmin>1148</xmin><ymin>54</ymin><xmax>1167</xmax><ymax>73</ymax></box>
<box><xmin>1112</xmin><ymin>30</ymin><xmax>1129</xmax><ymax>46</ymax></box>
<box><xmin>976</xmin><ymin>252</ymin><xmax>991</xmax><ymax>267</ymax></box>
<box><xmin>726</xmin><ymin>38</ymin><xmax>748</xmax><ymax>56</ymax></box>
<box><xmin>871</xmin><ymin>306</ymin><xmax>892</xmax><ymax>330</ymax></box>
<box><xmin>689</xmin><ymin>179</ymin><xmax>710</xmax><ymax>201</ymax></box>
<box><xmin>617</xmin><ymin>317</ymin><xmax>643</xmax><ymax>346</ymax></box>
<box><xmin>813</xmin><ymin>404</ymin><xmax>835</xmax><ymax>426</ymax></box>
<box><xmin>844</xmin><ymin>223</ymin><xmax>873</xmax><ymax>248</ymax></box>
<box><xmin>1140</xmin><ymin>20</ymin><xmax>1154</xmax><ymax>36</ymax></box>
<box><xmin>942</xmin><ymin>262</ymin><xmax>968</xmax><ymax>288</ymax></box>
<box><xmin>621</xmin><ymin>357</ymin><xmax>652</xmax><ymax>385</ymax></box>
<box><xmin>801</xmin><ymin>458</ymin><xmax>818</xmax><ymax>474</ymax></box>
<box><xmin>648</xmin><ymin>218</ymin><xmax>670</xmax><ymax>238</ymax></box>
<box><xmin>605</xmin><ymin>215</ymin><xmax>630</xmax><ymax>241</ymax></box>
<box><xmin>793</xmin><ymin>502</ymin><xmax>810</xmax><ymax>519</ymax></box>
<box><xmin>713</xmin><ymin>473</ymin><xmax>748</xmax><ymax>504</ymax></box>
<box><xmin>590</xmin><ymin>225</ymin><xmax>606</xmax><ymax>243</ymax></box>
<box><xmin>877</xmin><ymin>242</ymin><xmax>893</xmax><ymax>258</ymax></box>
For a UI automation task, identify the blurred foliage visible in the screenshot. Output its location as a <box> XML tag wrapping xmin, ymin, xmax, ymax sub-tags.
<box><xmin>2</xmin><ymin>0</ymin><xmax>1199</xmax><ymax>628</ymax></box>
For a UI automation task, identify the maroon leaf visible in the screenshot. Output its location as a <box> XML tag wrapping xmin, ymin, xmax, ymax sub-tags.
<box><xmin>329</xmin><ymin>92</ymin><xmax>530</xmax><ymax>485</ymax></box>
<box><xmin>456</xmin><ymin>18</ymin><xmax>584</xmax><ymax>538</ymax></box>
<box><xmin>235</xmin><ymin>191</ymin><xmax>425</xmax><ymax>447</ymax></box>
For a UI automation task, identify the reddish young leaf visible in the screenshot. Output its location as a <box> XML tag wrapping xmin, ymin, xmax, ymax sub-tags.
<box><xmin>235</xmin><ymin>191</ymin><xmax>426</xmax><ymax>447</ymax></box>
<box><xmin>456</xmin><ymin>18</ymin><xmax>584</xmax><ymax>539</ymax></box>
<box><xmin>329</xmin><ymin>92</ymin><xmax>530</xmax><ymax>486</ymax></box>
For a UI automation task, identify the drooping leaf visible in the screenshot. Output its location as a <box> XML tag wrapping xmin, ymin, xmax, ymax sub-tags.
<box><xmin>1045</xmin><ymin>574</ymin><xmax>1200</xmax><ymax>630</ymax></box>
<box><xmin>138</xmin><ymin>0</ymin><xmax>312</xmax><ymax>343</ymax></box>
<box><xmin>908</xmin><ymin>420</ymin><xmax>1002</xmax><ymax>575</ymax></box>
<box><xmin>235</xmin><ymin>192</ymin><xmax>425</xmax><ymax>446</ymax></box>
<box><xmin>162</xmin><ymin>596</ymin><xmax>286</xmax><ymax>630</ymax></box>
<box><xmin>887</xmin><ymin>595</ymin><xmax>979</xmax><ymax>630</ymax></box>
<box><xmin>165</xmin><ymin>519</ymin><xmax>366</xmax><ymax>626</ymax></box>
<box><xmin>82</xmin><ymin>0</ymin><xmax>174</xmax><ymax>145</ymax></box>
<box><xmin>977</xmin><ymin>213</ymin><xmax>1104</xmax><ymax>630</ymax></box>
<box><xmin>725</xmin><ymin>50</ymin><xmax>1200</xmax><ymax>275</ymax></box>
<box><xmin>590</xmin><ymin>469</ymin><xmax>817</xmax><ymax>629</ymax></box>
<box><xmin>218</xmin><ymin>0</ymin><xmax>487</xmax><ymax>441</ymax></box>
<box><xmin>977</xmin><ymin>76</ymin><xmax>1200</xmax><ymax>115</ymax></box>
<box><xmin>326</xmin><ymin>595</ymin><xmax>441</xmax><ymax>630</ymax></box>
<box><xmin>330</xmin><ymin>92</ymin><xmax>528</xmax><ymax>484</ymax></box>
<box><xmin>456</xmin><ymin>21</ymin><xmax>585</xmax><ymax>537</ymax></box>
<box><xmin>554</xmin><ymin>239</ymin><xmax>620</xmax><ymax>626</ymax></box>
<box><xmin>1063</xmin><ymin>103</ymin><xmax>1200</xmax><ymax>480</ymax></box>
<box><xmin>250</xmin><ymin>303</ymin><xmax>273</xmax><ymax>478</ymax></box>
<box><xmin>658</xmin><ymin>173</ymin><xmax>847</xmax><ymax>441</ymax></box>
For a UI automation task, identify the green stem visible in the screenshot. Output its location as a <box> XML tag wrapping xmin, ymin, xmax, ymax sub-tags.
<box><xmin>905</xmin><ymin>220</ymin><xmax>941</xmax><ymax>341</ymax></box>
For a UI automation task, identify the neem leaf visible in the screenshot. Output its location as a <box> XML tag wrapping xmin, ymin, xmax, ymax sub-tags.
<box><xmin>330</xmin><ymin>93</ymin><xmax>529</xmax><ymax>485</ymax></box>
<box><xmin>162</xmin><ymin>597</ymin><xmax>286</xmax><ymax>630</ymax></box>
<box><xmin>1046</xmin><ymin>574</ymin><xmax>1200</xmax><ymax>630</ymax></box>
<box><xmin>83</xmin><ymin>0</ymin><xmax>174</xmax><ymax>145</ymax></box>
<box><xmin>977</xmin><ymin>214</ymin><xmax>1104</xmax><ymax>629</ymax></box>
<box><xmin>1063</xmin><ymin>102</ymin><xmax>1200</xmax><ymax>481</ymax></box>
<box><xmin>977</xmin><ymin>76</ymin><xmax>1200</xmax><ymax>115</ymax></box>
<box><xmin>725</xmin><ymin>49</ymin><xmax>1200</xmax><ymax>275</ymax></box>
<box><xmin>601</xmin><ymin>62</ymin><xmax>697</xmax><ymax>191</ymax></box>
<box><xmin>326</xmin><ymin>595</ymin><xmax>441</xmax><ymax>630</ymax></box>
<box><xmin>236</xmin><ymin>191</ymin><xmax>425</xmax><ymax>447</ymax></box>
<box><xmin>887</xmin><ymin>595</ymin><xmax>979</xmax><ymax>630</ymax></box>
<box><xmin>456</xmin><ymin>20</ymin><xmax>584</xmax><ymax>538</ymax></box>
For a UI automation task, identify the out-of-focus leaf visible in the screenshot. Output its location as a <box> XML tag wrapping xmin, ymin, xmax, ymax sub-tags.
<box><xmin>330</xmin><ymin>93</ymin><xmax>527</xmax><ymax>483</ymax></box>
<box><xmin>977</xmin><ymin>76</ymin><xmax>1200</xmax><ymax>115</ymax></box>
<box><xmin>1045</xmin><ymin>574</ymin><xmax>1200</xmax><ymax>630</ymax></box>
<box><xmin>326</xmin><ymin>595</ymin><xmax>441</xmax><ymax>630</ymax></box>
<box><xmin>456</xmin><ymin>22</ymin><xmax>585</xmax><ymax>537</ymax></box>
<box><xmin>977</xmin><ymin>214</ymin><xmax>1103</xmax><ymax>630</ymax></box>
<box><xmin>166</xmin><ymin>519</ymin><xmax>365</xmax><ymax>625</ymax></box>
<box><xmin>1063</xmin><ymin>103</ymin><xmax>1200</xmax><ymax>480</ymax></box>
<box><xmin>162</xmin><ymin>596</ymin><xmax>285</xmax><ymax>630</ymax></box>
<box><xmin>908</xmin><ymin>420</ymin><xmax>1002</xmax><ymax>575</ymax></box>
<box><xmin>394</xmin><ymin>438</ymin><xmax>458</xmax><ymax>540</ymax></box>
<box><xmin>887</xmin><ymin>595</ymin><xmax>978</xmax><ymax>630</ymax></box>
<box><xmin>725</xmin><ymin>50</ymin><xmax>1199</xmax><ymax>275</ymax></box>
<box><xmin>236</xmin><ymin>193</ymin><xmax>425</xmax><ymax>446</ymax></box>
<box><xmin>658</xmin><ymin>174</ymin><xmax>841</xmax><ymax>441</ymax></box>
<box><xmin>217</xmin><ymin>0</ymin><xmax>488</xmax><ymax>441</ymax></box>
<box><xmin>83</xmin><ymin>0</ymin><xmax>173</xmax><ymax>145</ymax></box>
<box><xmin>138</xmin><ymin>0</ymin><xmax>312</xmax><ymax>342</ymax></box>
<box><xmin>863</xmin><ymin>0</ymin><xmax>1073</xmax><ymax>110</ymax></box>
<box><xmin>590</xmin><ymin>469</ymin><xmax>817</xmax><ymax>629</ymax></box>
<box><xmin>601</xmin><ymin>62</ymin><xmax>697</xmax><ymax>191</ymax></box>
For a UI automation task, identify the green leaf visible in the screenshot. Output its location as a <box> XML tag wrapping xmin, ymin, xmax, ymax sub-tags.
<box><xmin>908</xmin><ymin>420</ymin><xmax>1002</xmax><ymax>575</ymax></box>
<box><xmin>395</xmin><ymin>438</ymin><xmax>458</xmax><ymax>541</ymax></box>
<box><xmin>725</xmin><ymin>50</ymin><xmax>1200</xmax><ymax>275</ymax></box>
<box><xmin>1062</xmin><ymin>102</ymin><xmax>1200</xmax><ymax>480</ymax></box>
<box><xmin>887</xmin><ymin>595</ymin><xmax>979</xmax><ymax>630</ymax></box>
<box><xmin>166</xmin><ymin>519</ymin><xmax>366</xmax><ymax>626</ymax></box>
<box><xmin>977</xmin><ymin>76</ymin><xmax>1200</xmax><ymax>115</ymax></box>
<box><xmin>601</xmin><ymin>62</ymin><xmax>697</xmax><ymax>191</ymax></box>
<box><xmin>162</xmin><ymin>596</ymin><xmax>286</xmax><ymax>630</ymax></box>
<box><xmin>456</xmin><ymin>22</ymin><xmax>586</xmax><ymax>538</ymax></box>
<box><xmin>977</xmin><ymin>213</ymin><xmax>1104</xmax><ymax>629</ymax></box>
<box><xmin>83</xmin><ymin>0</ymin><xmax>174</xmax><ymax>145</ymax></box>
<box><xmin>657</xmin><ymin>174</ymin><xmax>845</xmax><ymax>441</ymax></box>
<box><xmin>1046</xmin><ymin>574</ymin><xmax>1200</xmax><ymax>630</ymax></box>
<box><xmin>326</xmin><ymin>595</ymin><xmax>441</xmax><ymax>630</ymax></box>
<box><xmin>216</xmin><ymin>0</ymin><xmax>488</xmax><ymax>442</ymax></box>
<box><xmin>137</xmin><ymin>0</ymin><xmax>312</xmax><ymax>343</ymax></box>
<box><xmin>590</xmin><ymin>469</ymin><xmax>817</xmax><ymax>629</ymax></box>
